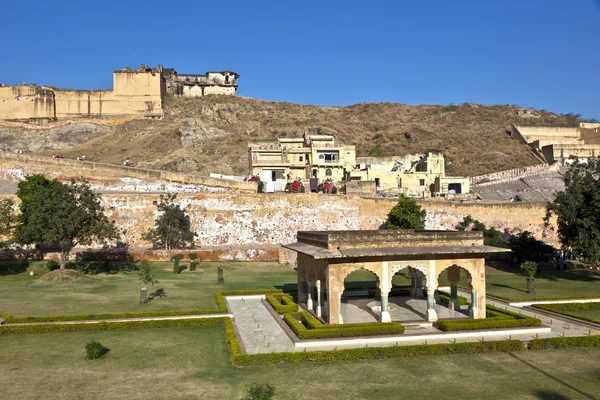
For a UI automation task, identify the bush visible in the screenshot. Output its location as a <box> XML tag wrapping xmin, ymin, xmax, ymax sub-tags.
<box><xmin>46</xmin><ymin>260</ymin><xmax>60</xmax><ymax>271</ymax></box>
<box><xmin>283</xmin><ymin>312</ymin><xmax>406</xmax><ymax>339</ymax></box>
<box><xmin>265</xmin><ymin>294</ymin><xmax>297</xmax><ymax>314</ymax></box>
<box><xmin>172</xmin><ymin>254</ymin><xmax>184</xmax><ymax>274</ymax></box>
<box><xmin>436</xmin><ymin>305</ymin><xmax>542</xmax><ymax>331</ymax></box>
<box><xmin>85</xmin><ymin>340</ymin><xmax>108</xmax><ymax>359</ymax></box>
<box><xmin>528</xmin><ymin>335</ymin><xmax>600</xmax><ymax>350</ymax></box>
<box><xmin>0</xmin><ymin>317</ymin><xmax>225</xmax><ymax>335</ymax></box>
<box><xmin>188</xmin><ymin>252</ymin><xmax>197</xmax><ymax>271</ymax></box>
<box><xmin>245</xmin><ymin>382</ymin><xmax>275</xmax><ymax>400</ymax></box>
<box><xmin>437</xmin><ymin>290</ymin><xmax>468</xmax><ymax>307</ymax></box>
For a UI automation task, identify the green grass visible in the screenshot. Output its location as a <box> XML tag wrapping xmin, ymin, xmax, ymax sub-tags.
<box><xmin>438</xmin><ymin>262</ymin><xmax>600</xmax><ymax>301</ymax></box>
<box><xmin>0</xmin><ymin>327</ymin><xmax>599</xmax><ymax>400</ymax></box>
<box><xmin>532</xmin><ymin>302</ymin><xmax>600</xmax><ymax>324</ymax></box>
<box><xmin>0</xmin><ymin>261</ymin><xmax>295</xmax><ymax>317</ymax></box>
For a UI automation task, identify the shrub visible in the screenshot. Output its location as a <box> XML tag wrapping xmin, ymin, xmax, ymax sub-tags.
<box><xmin>245</xmin><ymin>382</ymin><xmax>275</xmax><ymax>400</ymax></box>
<box><xmin>85</xmin><ymin>340</ymin><xmax>108</xmax><ymax>359</ymax></box>
<box><xmin>528</xmin><ymin>335</ymin><xmax>600</xmax><ymax>350</ymax></box>
<box><xmin>46</xmin><ymin>260</ymin><xmax>60</xmax><ymax>271</ymax></box>
<box><xmin>436</xmin><ymin>305</ymin><xmax>542</xmax><ymax>331</ymax></box>
<box><xmin>437</xmin><ymin>290</ymin><xmax>468</xmax><ymax>307</ymax></box>
<box><xmin>172</xmin><ymin>254</ymin><xmax>184</xmax><ymax>274</ymax></box>
<box><xmin>283</xmin><ymin>312</ymin><xmax>406</xmax><ymax>339</ymax></box>
<box><xmin>188</xmin><ymin>252</ymin><xmax>197</xmax><ymax>271</ymax></box>
<box><xmin>265</xmin><ymin>294</ymin><xmax>297</xmax><ymax>314</ymax></box>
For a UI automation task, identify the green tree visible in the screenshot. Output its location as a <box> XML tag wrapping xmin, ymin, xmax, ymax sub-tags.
<box><xmin>0</xmin><ymin>199</ymin><xmax>16</xmax><ymax>247</ymax></box>
<box><xmin>138</xmin><ymin>259</ymin><xmax>156</xmax><ymax>287</ymax></box>
<box><xmin>143</xmin><ymin>195</ymin><xmax>197</xmax><ymax>259</ymax></box>
<box><xmin>545</xmin><ymin>158</ymin><xmax>600</xmax><ymax>263</ymax></box>
<box><xmin>508</xmin><ymin>231</ymin><xmax>554</xmax><ymax>263</ymax></box>
<box><xmin>520</xmin><ymin>261</ymin><xmax>538</xmax><ymax>293</ymax></box>
<box><xmin>386</xmin><ymin>195</ymin><xmax>426</xmax><ymax>229</ymax></box>
<box><xmin>244</xmin><ymin>382</ymin><xmax>275</xmax><ymax>400</ymax></box>
<box><xmin>15</xmin><ymin>179</ymin><xmax>118</xmax><ymax>269</ymax></box>
<box><xmin>455</xmin><ymin>215</ymin><xmax>507</xmax><ymax>247</ymax></box>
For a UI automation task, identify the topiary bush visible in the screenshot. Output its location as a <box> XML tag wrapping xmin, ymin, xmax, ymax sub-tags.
<box><xmin>46</xmin><ymin>260</ymin><xmax>60</xmax><ymax>271</ymax></box>
<box><xmin>188</xmin><ymin>252</ymin><xmax>198</xmax><ymax>271</ymax></box>
<box><xmin>172</xmin><ymin>254</ymin><xmax>184</xmax><ymax>274</ymax></box>
<box><xmin>85</xmin><ymin>340</ymin><xmax>108</xmax><ymax>359</ymax></box>
<box><xmin>244</xmin><ymin>382</ymin><xmax>275</xmax><ymax>400</ymax></box>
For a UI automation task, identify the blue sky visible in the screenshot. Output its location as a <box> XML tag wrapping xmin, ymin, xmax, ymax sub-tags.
<box><xmin>2</xmin><ymin>0</ymin><xmax>599</xmax><ymax>119</ymax></box>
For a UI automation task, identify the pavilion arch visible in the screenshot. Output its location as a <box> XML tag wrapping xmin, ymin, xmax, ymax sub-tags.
<box><xmin>388</xmin><ymin>263</ymin><xmax>428</xmax><ymax>296</ymax></box>
<box><xmin>434</xmin><ymin>259</ymin><xmax>486</xmax><ymax>318</ymax></box>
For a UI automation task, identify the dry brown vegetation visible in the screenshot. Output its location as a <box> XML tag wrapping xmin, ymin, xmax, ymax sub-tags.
<box><xmin>36</xmin><ymin>96</ymin><xmax>583</xmax><ymax>177</ymax></box>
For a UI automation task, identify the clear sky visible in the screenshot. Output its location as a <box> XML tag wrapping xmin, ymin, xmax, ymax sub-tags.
<box><xmin>2</xmin><ymin>0</ymin><xmax>599</xmax><ymax>119</ymax></box>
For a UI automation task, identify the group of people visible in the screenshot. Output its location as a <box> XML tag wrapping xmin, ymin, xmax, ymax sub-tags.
<box><xmin>123</xmin><ymin>159</ymin><xmax>134</xmax><ymax>167</ymax></box>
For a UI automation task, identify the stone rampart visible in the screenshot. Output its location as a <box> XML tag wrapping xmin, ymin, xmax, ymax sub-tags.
<box><xmin>470</xmin><ymin>164</ymin><xmax>556</xmax><ymax>186</ymax></box>
<box><xmin>0</xmin><ymin>192</ymin><xmax>556</xmax><ymax>261</ymax></box>
<box><xmin>0</xmin><ymin>153</ymin><xmax>257</xmax><ymax>192</ymax></box>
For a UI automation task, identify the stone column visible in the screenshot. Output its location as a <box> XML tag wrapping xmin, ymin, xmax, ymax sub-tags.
<box><xmin>297</xmin><ymin>254</ymin><xmax>308</xmax><ymax>304</ymax></box>
<box><xmin>380</xmin><ymin>290</ymin><xmax>391</xmax><ymax>322</ymax></box>
<box><xmin>316</xmin><ymin>280</ymin><xmax>322</xmax><ymax>318</ymax></box>
<box><xmin>447</xmin><ymin>266</ymin><xmax>461</xmax><ymax>312</ymax></box>
<box><xmin>469</xmin><ymin>288</ymin><xmax>478</xmax><ymax>318</ymax></box>
<box><xmin>415</xmin><ymin>275</ymin><xmax>424</xmax><ymax>298</ymax></box>
<box><xmin>426</xmin><ymin>289</ymin><xmax>438</xmax><ymax>322</ymax></box>
<box><xmin>306</xmin><ymin>261</ymin><xmax>316</xmax><ymax>311</ymax></box>
<box><xmin>327</xmin><ymin>269</ymin><xmax>342</xmax><ymax>325</ymax></box>
<box><xmin>410</xmin><ymin>269</ymin><xmax>417</xmax><ymax>297</ymax></box>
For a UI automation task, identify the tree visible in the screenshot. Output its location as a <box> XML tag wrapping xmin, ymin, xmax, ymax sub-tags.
<box><xmin>546</xmin><ymin>158</ymin><xmax>600</xmax><ymax>263</ymax></box>
<box><xmin>138</xmin><ymin>259</ymin><xmax>156</xmax><ymax>287</ymax></box>
<box><xmin>385</xmin><ymin>195</ymin><xmax>426</xmax><ymax>229</ymax></box>
<box><xmin>0</xmin><ymin>199</ymin><xmax>16</xmax><ymax>248</ymax></box>
<box><xmin>143</xmin><ymin>195</ymin><xmax>196</xmax><ymax>259</ymax></box>
<box><xmin>508</xmin><ymin>231</ymin><xmax>554</xmax><ymax>263</ymax></box>
<box><xmin>15</xmin><ymin>179</ymin><xmax>118</xmax><ymax>269</ymax></box>
<box><xmin>520</xmin><ymin>261</ymin><xmax>538</xmax><ymax>293</ymax></box>
<box><xmin>455</xmin><ymin>215</ymin><xmax>507</xmax><ymax>247</ymax></box>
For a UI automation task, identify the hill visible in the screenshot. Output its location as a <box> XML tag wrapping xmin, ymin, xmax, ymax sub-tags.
<box><xmin>1</xmin><ymin>96</ymin><xmax>585</xmax><ymax>177</ymax></box>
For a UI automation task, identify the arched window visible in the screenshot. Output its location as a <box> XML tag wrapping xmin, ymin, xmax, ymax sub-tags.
<box><xmin>325</xmin><ymin>168</ymin><xmax>332</xmax><ymax>176</ymax></box>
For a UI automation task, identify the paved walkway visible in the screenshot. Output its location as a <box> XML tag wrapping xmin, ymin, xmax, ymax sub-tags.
<box><xmin>227</xmin><ymin>293</ymin><xmax>600</xmax><ymax>354</ymax></box>
<box><xmin>227</xmin><ymin>296</ymin><xmax>295</xmax><ymax>354</ymax></box>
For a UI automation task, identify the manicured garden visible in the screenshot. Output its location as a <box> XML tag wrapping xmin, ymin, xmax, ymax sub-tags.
<box><xmin>438</xmin><ymin>261</ymin><xmax>600</xmax><ymax>301</ymax></box>
<box><xmin>532</xmin><ymin>302</ymin><xmax>600</xmax><ymax>324</ymax></box>
<box><xmin>0</xmin><ymin>326</ymin><xmax>599</xmax><ymax>400</ymax></box>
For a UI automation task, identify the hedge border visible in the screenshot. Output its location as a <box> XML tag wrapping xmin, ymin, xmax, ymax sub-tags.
<box><xmin>1</xmin><ymin>289</ymin><xmax>284</xmax><ymax>324</ymax></box>
<box><xmin>531</xmin><ymin>303</ymin><xmax>600</xmax><ymax>325</ymax></box>
<box><xmin>437</xmin><ymin>290</ymin><xmax>468</xmax><ymax>307</ymax></box>
<box><xmin>283</xmin><ymin>312</ymin><xmax>406</xmax><ymax>339</ymax></box>
<box><xmin>528</xmin><ymin>335</ymin><xmax>600</xmax><ymax>350</ymax></box>
<box><xmin>0</xmin><ymin>317</ymin><xmax>225</xmax><ymax>335</ymax></box>
<box><xmin>265</xmin><ymin>294</ymin><xmax>298</xmax><ymax>314</ymax></box>
<box><xmin>487</xmin><ymin>293</ymin><xmax>600</xmax><ymax>302</ymax></box>
<box><xmin>436</xmin><ymin>305</ymin><xmax>542</xmax><ymax>332</ymax></box>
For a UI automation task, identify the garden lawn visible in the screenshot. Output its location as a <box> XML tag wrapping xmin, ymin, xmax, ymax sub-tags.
<box><xmin>532</xmin><ymin>302</ymin><xmax>600</xmax><ymax>324</ymax></box>
<box><xmin>0</xmin><ymin>261</ymin><xmax>296</xmax><ymax>317</ymax></box>
<box><xmin>439</xmin><ymin>262</ymin><xmax>600</xmax><ymax>301</ymax></box>
<box><xmin>0</xmin><ymin>327</ymin><xmax>599</xmax><ymax>400</ymax></box>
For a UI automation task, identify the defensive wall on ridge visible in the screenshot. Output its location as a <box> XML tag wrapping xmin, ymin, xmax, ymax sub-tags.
<box><xmin>0</xmin><ymin>153</ymin><xmax>256</xmax><ymax>193</ymax></box>
<box><xmin>0</xmin><ymin>192</ymin><xmax>555</xmax><ymax>262</ymax></box>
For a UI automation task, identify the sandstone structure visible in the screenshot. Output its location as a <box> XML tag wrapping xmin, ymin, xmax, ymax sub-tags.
<box><xmin>0</xmin><ymin>65</ymin><xmax>239</xmax><ymax>123</ymax></box>
<box><xmin>512</xmin><ymin>122</ymin><xmax>600</xmax><ymax>164</ymax></box>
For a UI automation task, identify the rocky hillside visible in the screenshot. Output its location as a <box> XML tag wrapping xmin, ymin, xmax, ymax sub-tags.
<box><xmin>0</xmin><ymin>96</ymin><xmax>585</xmax><ymax>177</ymax></box>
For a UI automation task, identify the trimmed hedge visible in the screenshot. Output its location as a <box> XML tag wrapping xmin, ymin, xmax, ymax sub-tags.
<box><xmin>283</xmin><ymin>312</ymin><xmax>406</xmax><ymax>339</ymax></box>
<box><xmin>488</xmin><ymin>293</ymin><xmax>600</xmax><ymax>302</ymax></box>
<box><xmin>436</xmin><ymin>305</ymin><xmax>542</xmax><ymax>331</ymax></box>
<box><xmin>1</xmin><ymin>289</ymin><xmax>285</xmax><ymax>324</ymax></box>
<box><xmin>438</xmin><ymin>290</ymin><xmax>468</xmax><ymax>307</ymax></box>
<box><xmin>0</xmin><ymin>317</ymin><xmax>225</xmax><ymax>335</ymax></box>
<box><xmin>528</xmin><ymin>335</ymin><xmax>600</xmax><ymax>350</ymax></box>
<box><xmin>531</xmin><ymin>302</ymin><xmax>600</xmax><ymax>325</ymax></box>
<box><xmin>265</xmin><ymin>294</ymin><xmax>298</xmax><ymax>314</ymax></box>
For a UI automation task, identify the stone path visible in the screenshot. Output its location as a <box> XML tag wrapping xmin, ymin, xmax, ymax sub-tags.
<box><xmin>227</xmin><ymin>293</ymin><xmax>600</xmax><ymax>354</ymax></box>
<box><xmin>227</xmin><ymin>296</ymin><xmax>295</xmax><ymax>354</ymax></box>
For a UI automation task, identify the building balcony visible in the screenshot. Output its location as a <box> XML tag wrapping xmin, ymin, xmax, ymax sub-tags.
<box><xmin>252</xmin><ymin>159</ymin><xmax>289</xmax><ymax>166</ymax></box>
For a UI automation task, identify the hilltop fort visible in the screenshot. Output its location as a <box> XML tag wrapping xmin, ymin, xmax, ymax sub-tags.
<box><xmin>0</xmin><ymin>64</ymin><xmax>239</xmax><ymax>123</ymax></box>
